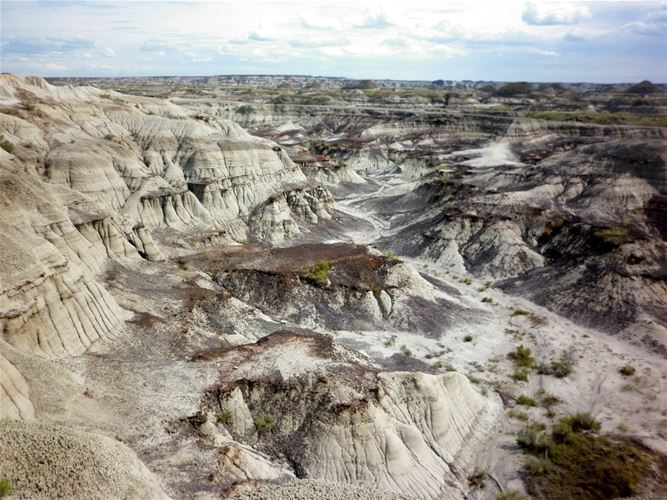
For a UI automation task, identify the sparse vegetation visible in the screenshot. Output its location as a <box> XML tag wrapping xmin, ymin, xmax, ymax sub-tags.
<box><xmin>526</xmin><ymin>110</ymin><xmax>667</xmax><ymax>127</ymax></box>
<box><xmin>516</xmin><ymin>395</ymin><xmax>537</xmax><ymax>407</ymax></box>
<box><xmin>254</xmin><ymin>413</ymin><xmax>276</xmax><ymax>431</ymax></box>
<box><xmin>495</xmin><ymin>81</ymin><xmax>533</xmax><ymax>97</ymax></box>
<box><xmin>619</xmin><ymin>364</ymin><xmax>636</xmax><ymax>376</ymax></box>
<box><xmin>538</xmin><ymin>358</ymin><xmax>572</xmax><ymax>378</ymax></box>
<box><xmin>511</xmin><ymin>308</ymin><xmax>530</xmax><ymax>317</ymax></box>
<box><xmin>539</xmin><ymin>392</ymin><xmax>561</xmax><ymax>408</ymax></box>
<box><xmin>104</xmin><ymin>133</ymin><xmax>114</xmax><ymax>141</ymax></box>
<box><xmin>0</xmin><ymin>135</ymin><xmax>15</xmax><ymax>154</ymax></box>
<box><xmin>518</xmin><ymin>413</ymin><xmax>651</xmax><ymax>499</ymax></box>
<box><xmin>508</xmin><ymin>409</ymin><xmax>530</xmax><ymax>421</ymax></box>
<box><xmin>383</xmin><ymin>335</ymin><xmax>397</xmax><ymax>347</ymax></box>
<box><xmin>0</xmin><ymin>479</ymin><xmax>11</xmax><ymax>497</ymax></box>
<box><xmin>513</xmin><ymin>371</ymin><xmax>529</xmax><ymax>382</ymax></box>
<box><xmin>496</xmin><ymin>490</ymin><xmax>524</xmax><ymax>500</ymax></box>
<box><xmin>481</xmin><ymin>296</ymin><xmax>493</xmax><ymax>303</ymax></box>
<box><xmin>300</xmin><ymin>260</ymin><xmax>330</xmax><ymax>287</ymax></box>
<box><xmin>216</xmin><ymin>409</ymin><xmax>232</xmax><ymax>424</ymax></box>
<box><xmin>400</xmin><ymin>345</ymin><xmax>413</xmax><ymax>357</ymax></box>
<box><xmin>463</xmin><ymin>335</ymin><xmax>473</xmax><ymax>342</ymax></box>
<box><xmin>508</xmin><ymin>345</ymin><xmax>536</xmax><ymax>369</ymax></box>
<box><xmin>468</xmin><ymin>470</ymin><xmax>487</xmax><ymax>489</ymax></box>
<box><xmin>593</xmin><ymin>226</ymin><xmax>630</xmax><ymax>245</ymax></box>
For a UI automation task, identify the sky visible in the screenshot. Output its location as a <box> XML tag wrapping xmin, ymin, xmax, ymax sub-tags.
<box><xmin>1</xmin><ymin>0</ymin><xmax>666</xmax><ymax>83</ymax></box>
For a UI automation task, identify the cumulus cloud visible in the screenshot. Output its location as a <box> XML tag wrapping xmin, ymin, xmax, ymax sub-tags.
<box><xmin>522</xmin><ymin>2</ymin><xmax>591</xmax><ymax>26</ymax></box>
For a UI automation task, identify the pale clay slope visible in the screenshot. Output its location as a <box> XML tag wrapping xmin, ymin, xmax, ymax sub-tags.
<box><xmin>0</xmin><ymin>75</ymin><xmax>493</xmax><ymax>499</ymax></box>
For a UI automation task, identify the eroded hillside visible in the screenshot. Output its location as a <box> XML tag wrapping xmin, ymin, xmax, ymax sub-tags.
<box><xmin>0</xmin><ymin>75</ymin><xmax>665</xmax><ymax>500</ymax></box>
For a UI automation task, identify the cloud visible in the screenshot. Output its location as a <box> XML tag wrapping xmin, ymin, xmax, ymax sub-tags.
<box><xmin>522</xmin><ymin>2</ymin><xmax>591</xmax><ymax>26</ymax></box>
<box><xmin>2</xmin><ymin>35</ymin><xmax>95</xmax><ymax>54</ymax></box>
<box><xmin>301</xmin><ymin>16</ymin><xmax>340</xmax><ymax>30</ymax></box>
<box><xmin>619</xmin><ymin>21</ymin><xmax>665</xmax><ymax>36</ymax></box>
<box><xmin>44</xmin><ymin>63</ymin><xmax>67</xmax><ymax>72</ymax></box>
<box><xmin>248</xmin><ymin>32</ymin><xmax>275</xmax><ymax>42</ymax></box>
<box><xmin>289</xmin><ymin>38</ymin><xmax>349</xmax><ymax>48</ymax></box>
<box><xmin>139</xmin><ymin>39</ymin><xmax>177</xmax><ymax>52</ymax></box>
<box><xmin>354</xmin><ymin>13</ymin><xmax>393</xmax><ymax>29</ymax></box>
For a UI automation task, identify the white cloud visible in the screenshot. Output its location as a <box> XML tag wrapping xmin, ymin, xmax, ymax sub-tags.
<box><xmin>44</xmin><ymin>63</ymin><xmax>67</xmax><ymax>71</ymax></box>
<box><xmin>354</xmin><ymin>13</ymin><xmax>393</xmax><ymax>29</ymax></box>
<box><xmin>522</xmin><ymin>2</ymin><xmax>591</xmax><ymax>26</ymax></box>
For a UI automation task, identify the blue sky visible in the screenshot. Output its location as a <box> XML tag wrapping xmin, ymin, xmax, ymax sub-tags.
<box><xmin>1</xmin><ymin>0</ymin><xmax>665</xmax><ymax>82</ymax></box>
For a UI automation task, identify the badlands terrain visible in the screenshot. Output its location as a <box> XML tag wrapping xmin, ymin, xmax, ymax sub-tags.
<box><xmin>0</xmin><ymin>73</ymin><xmax>666</xmax><ymax>499</ymax></box>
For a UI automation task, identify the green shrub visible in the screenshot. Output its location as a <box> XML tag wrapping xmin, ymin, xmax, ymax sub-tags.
<box><xmin>524</xmin><ymin>457</ymin><xmax>553</xmax><ymax>476</ymax></box>
<box><xmin>561</xmin><ymin>412</ymin><xmax>601</xmax><ymax>433</ymax></box>
<box><xmin>300</xmin><ymin>260</ymin><xmax>330</xmax><ymax>287</ymax></box>
<box><xmin>513</xmin><ymin>371</ymin><xmax>529</xmax><ymax>382</ymax></box>
<box><xmin>463</xmin><ymin>335</ymin><xmax>473</xmax><ymax>342</ymax></box>
<box><xmin>593</xmin><ymin>226</ymin><xmax>629</xmax><ymax>245</ymax></box>
<box><xmin>516</xmin><ymin>395</ymin><xmax>537</xmax><ymax>407</ymax></box>
<box><xmin>216</xmin><ymin>410</ymin><xmax>232</xmax><ymax>424</ymax></box>
<box><xmin>519</xmin><ymin>414</ymin><xmax>651</xmax><ymax>499</ymax></box>
<box><xmin>481</xmin><ymin>296</ymin><xmax>493</xmax><ymax>303</ymax></box>
<box><xmin>468</xmin><ymin>470</ymin><xmax>487</xmax><ymax>489</ymax></box>
<box><xmin>539</xmin><ymin>358</ymin><xmax>572</xmax><ymax>378</ymax></box>
<box><xmin>517</xmin><ymin>424</ymin><xmax>552</xmax><ymax>454</ymax></box>
<box><xmin>0</xmin><ymin>136</ymin><xmax>15</xmax><ymax>154</ymax></box>
<box><xmin>551</xmin><ymin>358</ymin><xmax>572</xmax><ymax>378</ymax></box>
<box><xmin>22</xmin><ymin>100</ymin><xmax>36</xmax><ymax>111</ymax></box>
<box><xmin>400</xmin><ymin>345</ymin><xmax>413</xmax><ymax>357</ymax></box>
<box><xmin>511</xmin><ymin>308</ymin><xmax>530</xmax><ymax>316</ymax></box>
<box><xmin>619</xmin><ymin>364</ymin><xmax>636</xmax><ymax>376</ymax></box>
<box><xmin>508</xmin><ymin>409</ymin><xmax>529</xmax><ymax>421</ymax></box>
<box><xmin>540</xmin><ymin>393</ymin><xmax>561</xmax><ymax>408</ymax></box>
<box><xmin>496</xmin><ymin>492</ymin><xmax>524</xmax><ymax>500</ymax></box>
<box><xmin>0</xmin><ymin>479</ymin><xmax>11</xmax><ymax>497</ymax></box>
<box><xmin>508</xmin><ymin>345</ymin><xmax>535</xmax><ymax>369</ymax></box>
<box><xmin>104</xmin><ymin>133</ymin><xmax>114</xmax><ymax>141</ymax></box>
<box><xmin>254</xmin><ymin>413</ymin><xmax>276</xmax><ymax>431</ymax></box>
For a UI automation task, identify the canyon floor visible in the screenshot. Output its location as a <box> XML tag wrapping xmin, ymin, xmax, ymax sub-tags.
<box><xmin>0</xmin><ymin>75</ymin><xmax>666</xmax><ymax>499</ymax></box>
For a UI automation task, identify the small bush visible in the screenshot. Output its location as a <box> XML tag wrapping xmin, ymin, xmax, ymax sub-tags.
<box><xmin>593</xmin><ymin>226</ymin><xmax>629</xmax><ymax>245</ymax></box>
<box><xmin>513</xmin><ymin>371</ymin><xmax>529</xmax><ymax>382</ymax></box>
<box><xmin>619</xmin><ymin>364</ymin><xmax>636</xmax><ymax>376</ymax></box>
<box><xmin>561</xmin><ymin>412</ymin><xmax>601</xmax><ymax>433</ymax></box>
<box><xmin>22</xmin><ymin>100</ymin><xmax>36</xmax><ymax>111</ymax></box>
<box><xmin>0</xmin><ymin>479</ymin><xmax>11</xmax><ymax>497</ymax></box>
<box><xmin>539</xmin><ymin>358</ymin><xmax>572</xmax><ymax>378</ymax></box>
<box><xmin>254</xmin><ymin>413</ymin><xmax>276</xmax><ymax>431</ymax></box>
<box><xmin>551</xmin><ymin>359</ymin><xmax>572</xmax><ymax>378</ymax></box>
<box><xmin>508</xmin><ymin>409</ymin><xmax>529</xmax><ymax>421</ymax></box>
<box><xmin>496</xmin><ymin>492</ymin><xmax>523</xmax><ymax>500</ymax></box>
<box><xmin>516</xmin><ymin>395</ymin><xmax>537</xmax><ymax>407</ymax></box>
<box><xmin>0</xmin><ymin>135</ymin><xmax>15</xmax><ymax>154</ymax></box>
<box><xmin>508</xmin><ymin>345</ymin><xmax>535</xmax><ymax>369</ymax></box>
<box><xmin>540</xmin><ymin>393</ymin><xmax>561</xmax><ymax>408</ymax></box>
<box><xmin>481</xmin><ymin>296</ymin><xmax>493</xmax><ymax>303</ymax></box>
<box><xmin>216</xmin><ymin>410</ymin><xmax>232</xmax><ymax>424</ymax></box>
<box><xmin>300</xmin><ymin>260</ymin><xmax>330</xmax><ymax>287</ymax></box>
<box><xmin>463</xmin><ymin>335</ymin><xmax>473</xmax><ymax>342</ymax></box>
<box><xmin>511</xmin><ymin>308</ymin><xmax>530</xmax><ymax>317</ymax></box>
<box><xmin>525</xmin><ymin>457</ymin><xmax>553</xmax><ymax>476</ymax></box>
<box><xmin>517</xmin><ymin>424</ymin><xmax>552</xmax><ymax>454</ymax></box>
<box><xmin>104</xmin><ymin>133</ymin><xmax>114</xmax><ymax>140</ymax></box>
<box><xmin>400</xmin><ymin>345</ymin><xmax>413</xmax><ymax>357</ymax></box>
<box><xmin>386</xmin><ymin>250</ymin><xmax>396</xmax><ymax>260</ymax></box>
<box><xmin>468</xmin><ymin>470</ymin><xmax>487</xmax><ymax>489</ymax></box>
